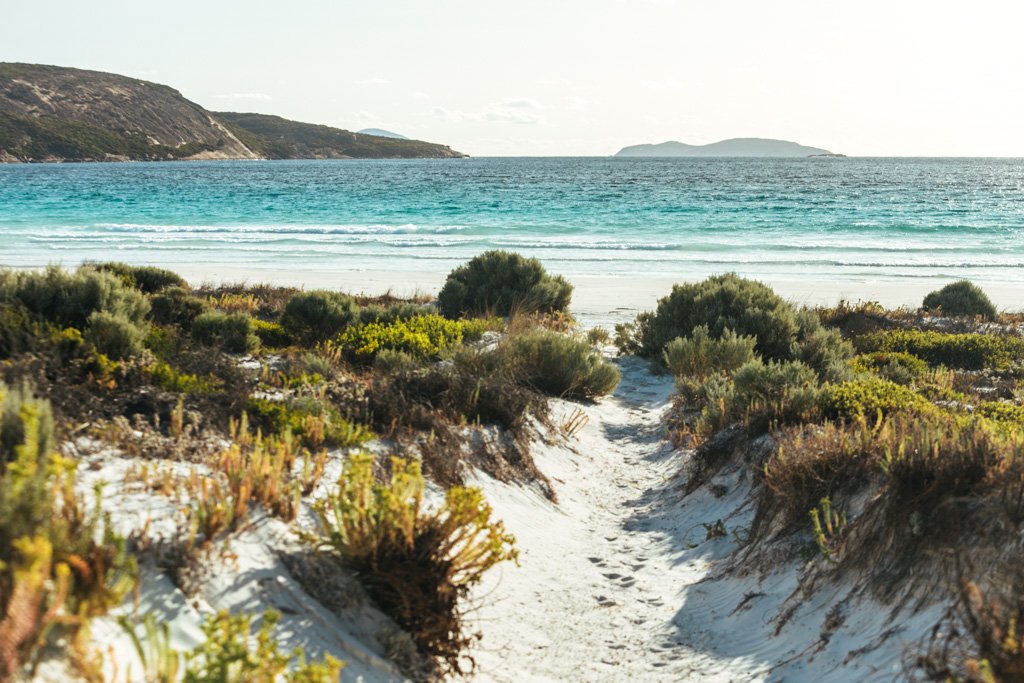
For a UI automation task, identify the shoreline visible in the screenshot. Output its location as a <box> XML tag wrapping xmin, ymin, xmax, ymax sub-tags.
<box><xmin>160</xmin><ymin>265</ymin><xmax>1024</xmax><ymax>328</ymax></box>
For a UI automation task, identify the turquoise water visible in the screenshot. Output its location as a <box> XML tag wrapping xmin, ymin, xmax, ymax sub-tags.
<box><xmin>1</xmin><ymin>157</ymin><xmax>1022</xmax><ymax>284</ymax></box>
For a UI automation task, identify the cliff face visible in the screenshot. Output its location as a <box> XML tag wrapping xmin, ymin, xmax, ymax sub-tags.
<box><xmin>0</xmin><ymin>63</ymin><xmax>257</xmax><ymax>161</ymax></box>
<box><xmin>0</xmin><ymin>63</ymin><xmax>465</xmax><ymax>162</ymax></box>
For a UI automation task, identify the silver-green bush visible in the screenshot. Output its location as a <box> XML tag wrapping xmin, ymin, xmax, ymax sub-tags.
<box><xmin>502</xmin><ymin>329</ymin><xmax>619</xmax><ymax>399</ymax></box>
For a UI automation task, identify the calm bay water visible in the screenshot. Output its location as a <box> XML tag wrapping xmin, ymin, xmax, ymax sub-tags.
<box><xmin>1</xmin><ymin>157</ymin><xmax>1022</xmax><ymax>285</ymax></box>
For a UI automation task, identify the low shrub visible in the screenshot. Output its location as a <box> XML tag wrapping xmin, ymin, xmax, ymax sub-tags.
<box><xmin>922</xmin><ymin>280</ymin><xmax>997</xmax><ymax>320</ymax></box>
<box><xmin>84</xmin><ymin>310</ymin><xmax>147</xmax><ymax>360</ymax></box>
<box><xmin>280</xmin><ymin>291</ymin><xmax>357</xmax><ymax>344</ymax></box>
<box><xmin>797</xmin><ymin>326</ymin><xmax>856</xmax><ymax>382</ymax></box>
<box><xmin>335</xmin><ymin>314</ymin><xmax>470</xmax><ymax>362</ymax></box>
<box><xmin>850</xmin><ymin>351</ymin><xmax>929</xmax><ymax>385</ymax></box>
<box><xmin>586</xmin><ymin>327</ymin><xmax>611</xmax><ymax>346</ymax></box>
<box><xmin>149</xmin><ymin>286</ymin><xmax>208</xmax><ymax>328</ymax></box>
<box><xmin>436</xmin><ymin>250</ymin><xmax>573</xmax><ymax>318</ymax></box>
<box><xmin>123</xmin><ymin>609</ymin><xmax>343</xmax><ymax>682</ymax></box>
<box><xmin>501</xmin><ymin>329</ymin><xmax>620</xmax><ymax>399</ymax></box>
<box><xmin>374</xmin><ymin>348</ymin><xmax>423</xmax><ymax>374</ymax></box>
<box><xmin>697</xmin><ymin>359</ymin><xmax>820</xmax><ymax>435</ymax></box>
<box><xmin>358</xmin><ymin>301</ymin><xmax>426</xmax><ymax>326</ymax></box>
<box><xmin>147</xmin><ymin>361</ymin><xmax>221</xmax><ymax>394</ymax></box>
<box><xmin>0</xmin><ymin>383</ymin><xmax>136</xmax><ymax>678</ymax></box>
<box><xmin>880</xmin><ymin>412</ymin><xmax>1015</xmax><ymax>510</ymax></box>
<box><xmin>308</xmin><ymin>453</ymin><xmax>517</xmax><ymax>674</ymax></box>
<box><xmin>191</xmin><ymin>312</ymin><xmax>259</xmax><ymax>353</ymax></box>
<box><xmin>0</xmin><ymin>304</ymin><xmax>43</xmax><ymax>359</ymax></box>
<box><xmin>245</xmin><ymin>397</ymin><xmax>371</xmax><ymax>450</ymax></box>
<box><xmin>977</xmin><ymin>401</ymin><xmax>1024</xmax><ymax>425</ymax></box>
<box><xmin>253</xmin><ymin>319</ymin><xmax>290</xmax><ymax>348</ymax></box>
<box><xmin>93</xmin><ymin>262</ymin><xmax>187</xmax><ymax>293</ymax></box>
<box><xmin>758</xmin><ymin>418</ymin><xmax>878</xmax><ymax>534</ymax></box>
<box><xmin>1</xmin><ymin>266</ymin><xmax>149</xmax><ymax>329</ymax></box>
<box><xmin>821</xmin><ymin>377</ymin><xmax>933</xmax><ymax>420</ymax></box>
<box><xmin>626</xmin><ymin>274</ymin><xmax>810</xmax><ymax>362</ymax></box>
<box><xmin>663</xmin><ymin>325</ymin><xmax>758</xmax><ymax>380</ymax></box>
<box><xmin>862</xmin><ymin>329</ymin><xmax>1024</xmax><ymax>371</ymax></box>
<box><xmin>916</xmin><ymin>579</ymin><xmax>1024</xmax><ymax>683</ymax></box>
<box><xmin>366</xmin><ymin>349</ymin><xmax>544</xmax><ymax>435</ymax></box>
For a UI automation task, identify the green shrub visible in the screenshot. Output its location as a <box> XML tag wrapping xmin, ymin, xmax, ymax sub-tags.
<box><xmin>850</xmin><ymin>351</ymin><xmax>929</xmax><ymax>385</ymax></box>
<box><xmin>357</xmin><ymin>302</ymin><xmax>426</xmax><ymax>326</ymax></box>
<box><xmin>0</xmin><ymin>304</ymin><xmax>42</xmax><ymax>359</ymax></box>
<box><xmin>629</xmin><ymin>274</ymin><xmax>809</xmax><ymax>362</ymax></box>
<box><xmin>191</xmin><ymin>312</ymin><xmax>260</xmax><ymax>353</ymax></box>
<box><xmin>586</xmin><ymin>327</ymin><xmax>611</xmax><ymax>346</ymax></box>
<box><xmin>335</xmin><ymin>314</ymin><xmax>468</xmax><ymax>362</ymax></box>
<box><xmin>922</xmin><ymin>280</ymin><xmax>997</xmax><ymax>319</ymax></box>
<box><xmin>977</xmin><ymin>401</ymin><xmax>1024</xmax><ymax>425</ymax></box>
<box><xmin>880</xmin><ymin>412</ymin><xmax>1014</xmax><ymax>509</ymax></box>
<box><xmin>147</xmin><ymin>362</ymin><xmax>220</xmax><ymax>394</ymax></box>
<box><xmin>501</xmin><ymin>329</ymin><xmax>620</xmax><ymax>399</ymax></box>
<box><xmin>367</xmin><ymin>349</ymin><xmax>544</xmax><ymax>434</ymax></box>
<box><xmin>374</xmin><ymin>349</ymin><xmax>423</xmax><ymax>374</ymax></box>
<box><xmin>663</xmin><ymin>325</ymin><xmax>758</xmax><ymax>380</ymax></box>
<box><xmin>1</xmin><ymin>266</ymin><xmax>149</xmax><ymax>329</ymax></box>
<box><xmin>253</xmin><ymin>319</ymin><xmax>290</xmax><ymax>348</ymax></box>
<box><xmin>1</xmin><ymin>383</ymin><xmax>53</xmax><ymax>466</ymax></box>
<box><xmin>149</xmin><ymin>286</ymin><xmax>208</xmax><ymax>328</ymax></box>
<box><xmin>308</xmin><ymin>453</ymin><xmax>516</xmax><ymax>673</ymax></box>
<box><xmin>697</xmin><ymin>359</ymin><xmax>820</xmax><ymax>434</ymax></box>
<box><xmin>436</xmin><ymin>250</ymin><xmax>573</xmax><ymax>318</ymax></box>
<box><xmin>144</xmin><ymin>609</ymin><xmax>344</xmax><ymax>682</ymax></box>
<box><xmin>93</xmin><ymin>262</ymin><xmax>187</xmax><ymax>294</ymax></box>
<box><xmin>84</xmin><ymin>310</ymin><xmax>146</xmax><ymax>360</ymax></box>
<box><xmin>0</xmin><ymin>383</ymin><xmax>136</xmax><ymax>678</ymax></box>
<box><xmin>862</xmin><ymin>329</ymin><xmax>1024</xmax><ymax>371</ymax></box>
<box><xmin>797</xmin><ymin>326</ymin><xmax>856</xmax><ymax>382</ymax></box>
<box><xmin>821</xmin><ymin>377</ymin><xmax>933</xmax><ymax>419</ymax></box>
<box><xmin>280</xmin><ymin>291</ymin><xmax>356</xmax><ymax>344</ymax></box>
<box><xmin>245</xmin><ymin>397</ymin><xmax>371</xmax><ymax>450</ymax></box>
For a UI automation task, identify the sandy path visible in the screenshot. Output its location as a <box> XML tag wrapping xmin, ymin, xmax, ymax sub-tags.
<box><xmin>465</xmin><ymin>357</ymin><xmax>757</xmax><ymax>682</ymax></box>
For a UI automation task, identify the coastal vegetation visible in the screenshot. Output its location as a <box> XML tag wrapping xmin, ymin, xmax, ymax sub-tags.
<box><xmin>620</xmin><ymin>274</ymin><xmax>1024</xmax><ymax>678</ymax></box>
<box><xmin>436</xmin><ymin>250</ymin><xmax>574</xmax><ymax>318</ymax></box>
<box><xmin>0</xmin><ymin>255</ymin><xmax>618</xmax><ymax>679</ymax></box>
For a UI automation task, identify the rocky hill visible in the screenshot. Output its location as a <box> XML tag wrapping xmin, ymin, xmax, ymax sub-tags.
<box><xmin>217</xmin><ymin>113</ymin><xmax>464</xmax><ymax>159</ymax></box>
<box><xmin>0</xmin><ymin>63</ymin><xmax>464</xmax><ymax>162</ymax></box>
<box><xmin>615</xmin><ymin>137</ymin><xmax>834</xmax><ymax>157</ymax></box>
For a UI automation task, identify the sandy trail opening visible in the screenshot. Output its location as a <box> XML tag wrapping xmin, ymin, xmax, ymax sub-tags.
<box><xmin>465</xmin><ymin>356</ymin><xmax>757</xmax><ymax>682</ymax></box>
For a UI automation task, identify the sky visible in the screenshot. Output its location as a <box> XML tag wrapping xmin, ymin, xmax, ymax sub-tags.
<box><xmin>4</xmin><ymin>0</ymin><xmax>1024</xmax><ymax>157</ymax></box>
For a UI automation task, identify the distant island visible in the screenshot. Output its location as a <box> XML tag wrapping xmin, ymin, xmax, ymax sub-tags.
<box><xmin>615</xmin><ymin>137</ymin><xmax>835</xmax><ymax>157</ymax></box>
<box><xmin>0</xmin><ymin>63</ymin><xmax>465</xmax><ymax>162</ymax></box>
<box><xmin>357</xmin><ymin>128</ymin><xmax>409</xmax><ymax>140</ymax></box>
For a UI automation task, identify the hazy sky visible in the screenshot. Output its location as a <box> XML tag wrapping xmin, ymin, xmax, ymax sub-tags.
<box><xmin>5</xmin><ymin>0</ymin><xmax>1023</xmax><ymax>156</ymax></box>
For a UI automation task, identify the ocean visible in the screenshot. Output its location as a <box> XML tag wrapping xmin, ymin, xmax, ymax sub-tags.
<box><xmin>1</xmin><ymin>157</ymin><xmax>1022</xmax><ymax>287</ymax></box>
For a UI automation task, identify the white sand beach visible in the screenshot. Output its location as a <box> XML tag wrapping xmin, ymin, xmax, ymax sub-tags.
<box><xmin>166</xmin><ymin>265</ymin><xmax>1024</xmax><ymax>328</ymax></box>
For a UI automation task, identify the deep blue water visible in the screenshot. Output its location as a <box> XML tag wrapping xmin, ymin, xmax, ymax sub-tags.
<box><xmin>1</xmin><ymin>157</ymin><xmax>1022</xmax><ymax>284</ymax></box>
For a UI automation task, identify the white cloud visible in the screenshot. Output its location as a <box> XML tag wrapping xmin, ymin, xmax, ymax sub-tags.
<box><xmin>536</xmin><ymin>78</ymin><xmax>570</xmax><ymax>85</ymax></box>
<box><xmin>356</xmin><ymin>77</ymin><xmax>390</xmax><ymax>85</ymax></box>
<box><xmin>213</xmin><ymin>92</ymin><xmax>273</xmax><ymax>101</ymax></box>
<box><xmin>412</xmin><ymin>91</ymin><xmax>430</xmax><ymax>100</ymax></box>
